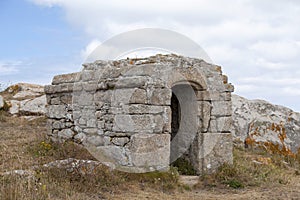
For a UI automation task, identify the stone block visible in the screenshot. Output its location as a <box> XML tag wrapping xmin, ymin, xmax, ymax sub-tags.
<box><xmin>58</xmin><ymin>129</ymin><xmax>75</xmax><ymax>141</ymax></box>
<box><xmin>196</xmin><ymin>91</ymin><xmax>231</xmax><ymax>101</ymax></box>
<box><xmin>149</xmin><ymin>88</ymin><xmax>171</xmax><ymax>105</ymax></box>
<box><xmin>209</xmin><ymin>116</ymin><xmax>232</xmax><ymax>133</ymax></box>
<box><xmin>94</xmin><ymin>146</ymin><xmax>129</xmax><ymax>166</ymax></box>
<box><xmin>192</xmin><ymin>132</ymin><xmax>233</xmax><ymax>174</ymax></box>
<box><xmin>211</xmin><ymin>101</ymin><xmax>232</xmax><ymax>116</ymax></box>
<box><xmin>50</xmin><ymin>97</ymin><xmax>60</xmax><ymax>105</ymax></box>
<box><xmin>44</xmin><ymin>85</ymin><xmax>61</xmax><ymax>94</ymax></box>
<box><xmin>197</xmin><ymin>101</ymin><xmax>212</xmax><ymax>132</ymax></box>
<box><xmin>110</xmin><ymin>88</ymin><xmax>147</xmax><ymax>106</ymax></box>
<box><xmin>113</xmin><ymin>76</ymin><xmax>148</xmax><ymax>89</ymax></box>
<box><xmin>60</xmin><ymin>94</ymin><xmax>72</xmax><ymax>104</ymax></box>
<box><xmin>60</xmin><ymin>83</ymin><xmax>73</xmax><ymax>92</ymax></box>
<box><xmin>112</xmin><ymin>114</ymin><xmax>164</xmax><ymax>133</ymax></box>
<box><xmin>52</xmin><ymin>72</ymin><xmax>80</xmax><ymax>85</ymax></box>
<box><xmin>82</xmin><ymin>82</ymin><xmax>97</xmax><ymax>92</ymax></box>
<box><xmin>94</xmin><ymin>90</ymin><xmax>112</xmax><ymax>103</ymax></box>
<box><xmin>72</xmin><ymin>91</ymin><xmax>94</xmax><ymax>106</ymax></box>
<box><xmin>83</xmin><ymin>128</ymin><xmax>98</xmax><ymax>135</ymax></box>
<box><xmin>81</xmin><ymin>70</ymin><xmax>95</xmax><ymax>81</ymax></box>
<box><xmin>128</xmin><ymin>133</ymin><xmax>170</xmax><ymax>168</ymax></box>
<box><xmin>47</xmin><ymin>105</ymin><xmax>67</xmax><ymax>119</ymax></box>
<box><xmin>53</xmin><ymin>121</ymin><xmax>64</xmax><ymax>129</ymax></box>
<box><xmin>85</xmin><ymin>135</ymin><xmax>110</xmax><ymax>146</ymax></box>
<box><xmin>111</xmin><ymin>137</ymin><xmax>130</xmax><ymax>146</ymax></box>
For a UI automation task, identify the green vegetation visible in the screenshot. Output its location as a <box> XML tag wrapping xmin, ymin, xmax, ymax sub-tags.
<box><xmin>171</xmin><ymin>157</ymin><xmax>197</xmax><ymax>175</ymax></box>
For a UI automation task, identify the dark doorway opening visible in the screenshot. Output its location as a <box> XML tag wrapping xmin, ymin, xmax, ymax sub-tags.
<box><xmin>171</xmin><ymin>92</ymin><xmax>180</xmax><ymax>140</ymax></box>
<box><xmin>170</xmin><ymin>84</ymin><xmax>198</xmax><ymax>175</ymax></box>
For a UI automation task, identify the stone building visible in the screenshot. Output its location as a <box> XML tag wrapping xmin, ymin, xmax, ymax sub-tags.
<box><xmin>45</xmin><ymin>54</ymin><xmax>234</xmax><ymax>174</ymax></box>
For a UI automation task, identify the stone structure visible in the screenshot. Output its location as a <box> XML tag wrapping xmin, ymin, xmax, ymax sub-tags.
<box><xmin>45</xmin><ymin>54</ymin><xmax>234</xmax><ymax>174</ymax></box>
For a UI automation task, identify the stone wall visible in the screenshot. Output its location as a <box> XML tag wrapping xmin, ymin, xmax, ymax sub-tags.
<box><xmin>45</xmin><ymin>54</ymin><xmax>234</xmax><ymax>174</ymax></box>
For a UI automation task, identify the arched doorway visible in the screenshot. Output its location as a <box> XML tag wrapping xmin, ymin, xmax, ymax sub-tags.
<box><xmin>170</xmin><ymin>83</ymin><xmax>200</xmax><ymax>174</ymax></box>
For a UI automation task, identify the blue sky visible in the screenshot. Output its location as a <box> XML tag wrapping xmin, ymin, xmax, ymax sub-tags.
<box><xmin>0</xmin><ymin>0</ymin><xmax>86</xmax><ymax>84</ymax></box>
<box><xmin>1</xmin><ymin>0</ymin><xmax>300</xmax><ymax>111</ymax></box>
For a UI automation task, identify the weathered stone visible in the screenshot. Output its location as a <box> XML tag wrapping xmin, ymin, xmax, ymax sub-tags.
<box><xmin>94</xmin><ymin>146</ymin><xmax>129</xmax><ymax>166</ymax></box>
<box><xmin>50</xmin><ymin>97</ymin><xmax>60</xmax><ymax>105</ymax></box>
<box><xmin>191</xmin><ymin>132</ymin><xmax>233</xmax><ymax>174</ymax></box>
<box><xmin>83</xmin><ymin>128</ymin><xmax>98</xmax><ymax>135</ymax></box>
<box><xmin>87</xmin><ymin>118</ymin><xmax>97</xmax><ymax>128</ymax></box>
<box><xmin>74</xmin><ymin>132</ymin><xmax>86</xmax><ymax>143</ymax></box>
<box><xmin>111</xmin><ymin>137</ymin><xmax>130</xmax><ymax>146</ymax></box>
<box><xmin>9</xmin><ymin>100</ymin><xmax>20</xmax><ymax>115</ymax></box>
<box><xmin>19</xmin><ymin>95</ymin><xmax>46</xmax><ymax>115</ymax></box>
<box><xmin>112</xmin><ymin>114</ymin><xmax>164</xmax><ymax>133</ymax></box>
<box><xmin>46</xmin><ymin>54</ymin><xmax>234</xmax><ymax>174</ymax></box>
<box><xmin>232</xmin><ymin>94</ymin><xmax>300</xmax><ymax>155</ymax></box>
<box><xmin>44</xmin><ymin>85</ymin><xmax>61</xmax><ymax>94</ymax></box>
<box><xmin>59</xmin><ymin>83</ymin><xmax>73</xmax><ymax>93</ymax></box>
<box><xmin>82</xmin><ymin>82</ymin><xmax>97</xmax><ymax>92</ymax></box>
<box><xmin>53</xmin><ymin>121</ymin><xmax>64</xmax><ymax>129</ymax></box>
<box><xmin>0</xmin><ymin>95</ymin><xmax>4</xmax><ymax>109</ymax></box>
<box><xmin>110</xmin><ymin>88</ymin><xmax>147</xmax><ymax>106</ymax></box>
<box><xmin>197</xmin><ymin>91</ymin><xmax>231</xmax><ymax>101</ymax></box>
<box><xmin>128</xmin><ymin>133</ymin><xmax>170</xmax><ymax>168</ymax></box>
<box><xmin>197</xmin><ymin>101</ymin><xmax>211</xmax><ymax>132</ymax></box>
<box><xmin>86</xmin><ymin>135</ymin><xmax>108</xmax><ymax>146</ymax></box>
<box><xmin>47</xmin><ymin>105</ymin><xmax>67</xmax><ymax>119</ymax></box>
<box><xmin>52</xmin><ymin>72</ymin><xmax>80</xmax><ymax>85</ymax></box>
<box><xmin>209</xmin><ymin>116</ymin><xmax>232</xmax><ymax>133</ymax></box>
<box><xmin>149</xmin><ymin>88</ymin><xmax>172</xmax><ymax>105</ymax></box>
<box><xmin>58</xmin><ymin>129</ymin><xmax>75</xmax><ymax>140</ymax></box>
<box><xmin>113</xmin><ymin>76</ymin><xmax>148</xmax><ymax>89</ymax></box>
<box><xmin>211</xmin><ymin>101</ymin><xmax>232</xmax><ymax>116</ymax></box>
<box><xmin>72</xmin><ymin>91</ymin><xmax>94</xmax><ymax>106</ymax></box>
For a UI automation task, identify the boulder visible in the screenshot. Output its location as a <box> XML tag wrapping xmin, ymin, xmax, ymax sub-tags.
<box><xmin>232</xmin><ymin>94</ymin><xmax>300</xmax><ymax>156</ymax></box>
<box><xmin>4</xmin><ymin>83</ymin><xmax>46</xmax><ymax>116</ymax></box>
<box><xmin>11</xmin><ymin>83</ymin><xmax>44</xmax><ymax>99</ymax></box>
<box><xmin>19</xmin><ymin>95</ymin><xmax>46</xmax><ymax>115</ymax></box>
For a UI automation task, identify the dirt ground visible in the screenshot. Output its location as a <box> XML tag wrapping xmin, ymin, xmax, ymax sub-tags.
<box><xmin>0</xmin><ymin>114</ymin><xmax>299</xmax><ymax>200</ymax></box>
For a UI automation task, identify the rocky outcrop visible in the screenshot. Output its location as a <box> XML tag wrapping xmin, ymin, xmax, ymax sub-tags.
<box><xmin>2</xmin><ymin>83</ymin><xmax>46</xmax><ymax>116</ymax></box>
<box><xmin>232</xmin><ymin>94</ymin><xmax>300</xmax><ymax>156</ymax></box>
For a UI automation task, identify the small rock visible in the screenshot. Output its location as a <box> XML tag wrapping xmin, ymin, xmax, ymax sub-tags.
<box><xmin>9</xmin><ymin>100</ymin><xmax>20</xmax><ymax>115</ymax></box>
<box><xmin>1</xmin><ymin>169</ymin><xmax>35</xmax><ymax>177</ymax></box>
<box><xmin>179</xmin><ymin>175</ymin><xmax>199</xmax><ymax>187</ymax></box>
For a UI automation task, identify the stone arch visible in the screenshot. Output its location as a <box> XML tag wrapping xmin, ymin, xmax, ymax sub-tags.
<box><xmin>169</xmin><ymin>79</ymin><xmax>207</xmax><ymax>173</ymax></box>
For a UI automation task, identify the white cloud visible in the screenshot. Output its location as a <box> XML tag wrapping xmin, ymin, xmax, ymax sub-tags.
<box><xmin>29</xmin><ymin>0</ymin><xmax>300</xmax><ymax>111</ymax></box>
<box><xmin>0</xmin><ymin>61</ymin><xmax>20</xmax><ymax>75</ymax></box>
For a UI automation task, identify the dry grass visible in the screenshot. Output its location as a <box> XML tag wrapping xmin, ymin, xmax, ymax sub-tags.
<box><xmin>197</xmin><ymin>147</ymin><xmax>299</xmax><ymax>190</ymax></box>
<box><xmin>0</xmin><ymin>115</ymin><xmax>180</xmax><ymax>199</ymax></box>
<box><xmin>0</xmin><ymin>112</ymin><xmax>299</xmax><ymax>199</ymax></box>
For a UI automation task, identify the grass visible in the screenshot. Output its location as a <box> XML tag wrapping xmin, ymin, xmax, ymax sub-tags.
<box><xmin>0</xmin><ymin>115</ymin><xmax>181</xmax><ymax>199</ymax></box>
<box><xmin>0</xmin><ymin>112</ymin><xmax>299</xmax><ymax>199</ymax></box>
<box><xmin>198</xmin><ymin>147</ymin><xmax>299</xmax><ymax>189</ymax></box>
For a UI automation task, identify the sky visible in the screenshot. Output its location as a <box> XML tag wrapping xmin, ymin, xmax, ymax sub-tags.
<box><xmin>1</xmin><ymin>0</ymin><xmax>300</xmax><ymax>111</ymax></box>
